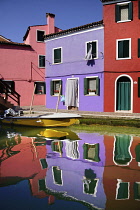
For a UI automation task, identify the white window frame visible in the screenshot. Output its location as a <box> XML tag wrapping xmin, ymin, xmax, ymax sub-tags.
<box><xmin>36</xmin><ymin>30</ymin><xmax>45</xmax><ymax>42</ymax></box>
<box><xmin>116</xmin><ymin>38</ymin><xmax>131</xmax><ymax>60</ymax></box>
<box><xmin>52</xmin><ymin>47</ymin><xmax>62</xmax><ymax>64</ymax></box>
<box><xmin>34</xmin><ymin>81</ymin><xmax>46</xmax><ymax>94</ymax></box>
<box><xmin>86</xmin><ymin>76</ymin><xmax>99</xmax><ymax>96</ymax></box>
<box><xmin>51</xmin><ymin>79</ymin><xmax>62</xmax><ymax>96</ymax></box>
<box><xmin>85</xmin><ymin>40</ymin><xmax>98</xmax><ymax>60</ymax></box>
<box><xmin>38</xmin><ymin>55</ymin><xmax>45</xmax><ymax>68</ymax></box>
<box><xmin>116</xmin><ymin>1</ymin><xmax>132</xmax><ymax>23</ymax></box>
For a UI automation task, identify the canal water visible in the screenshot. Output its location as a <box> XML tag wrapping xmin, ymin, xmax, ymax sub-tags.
<box><xmin>0</xmin><ymin>125</ymin><xmax>140</xmax><ymax>210</ymax></box>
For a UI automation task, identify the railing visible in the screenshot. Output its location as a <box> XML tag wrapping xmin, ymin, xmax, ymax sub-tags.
<box><xmin>0</xmin><ymin>79</ymin><xmax>20</xmax><ymax>106</ymax></box>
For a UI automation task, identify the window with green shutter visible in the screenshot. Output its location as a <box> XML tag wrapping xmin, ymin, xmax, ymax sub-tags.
<box><xmin>85</xmin><ymin>41</ymin><xmax>98</xmax><ymax>60</ymax></box>
<box><xmin>39</xmin><ymin>55</ymin><xmax>45</xmax><ymax>68</ymax></box>
<box><xmin>138</xmin><ymin>77</ymin><xmax>140</xmax><ymax>97</ymax></box>
<box><xmin>117</xmin><ymin>39</ymin><xmax>131</xmax><ymax>59</ymax></box>
<box><xmin>50</xmin><ymin>80</ymin><xmax>62</xmax><ymax>96</ymax></box>
<box><xmin>83</xmin><ymin>143</ymin><xmax>100</xmax><ymax>162</ymax></box>
<box><xmin>138</xmin><ymin>39</ymin><xmax>140</xmax><ymax>58</ymax></box>
<box><xmin>115</xmin><ymin>2</ymin><xmax>133</xmax><ymax>22</ymax></box>
<box><xmin>84</xmin><ymin>77</ymin><xmax>100</xmax><ymax>96</ymax></box>
<box><xmin>53</xmin><ymin>48</ymin><xmax>62</xmax><ymax>64</ymax></box>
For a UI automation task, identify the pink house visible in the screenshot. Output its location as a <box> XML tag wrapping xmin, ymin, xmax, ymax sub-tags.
<box><xmin>0</xmin><ymin>13</ymin><xmax>61</xmax><ymax>111</ymax></box>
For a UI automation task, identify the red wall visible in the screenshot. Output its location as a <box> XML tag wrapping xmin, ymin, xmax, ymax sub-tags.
<box><xmin>103</xmin><ymin>1</ymin><xmax>140</xmax><ymax>113</ymax></box>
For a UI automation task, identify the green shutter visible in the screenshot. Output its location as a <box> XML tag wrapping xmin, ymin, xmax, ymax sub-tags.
<box><xmin>84</xmin><ymin>78</ymin><xmax>88</xmax><ymax>95</ymax></box>
<box><xmin>96</xmin><ymin>77</ymin><xmax>100</xmax><ymax>96</ymax></box>
<box><xmin>40</xmin><ymin>159</ymin><xmax>48</xmax><ymax>169</ymax></box>
<box><xmin>118</xmin><ymin>41</ymin><xmax>124</xmax><ymax>58</ymax></box>
<box><xmin>138</xmin><ymin>39</ymin><xmax>140</xmax><ymax>58</ymax></box>
<box><xmin>83</xmin><ymin>144</ymin><xmax>88</xmax><ymax>159</ymax></box>
<box><xmin>115</xmin><ymin>4</ymin><xmax>120</xmax><ymax>22</ymax></box>
<box><xmin>38</xmin><ymin>179</ymin><xmax>46</xmax><ymax>191</ymax></box>
<box><xmin>138</xmin><ymin>77</ymin><xmax>140</xmax><ymax>97</ymax></box>
<box><xmin>128</xmin><ymin>2</ymin><xmax>133</xmax><ymax>21</ymax></box>
<box><xmin>139</xmin><ymin>1</ymin><xmax>140</xmax><ymax>19</ymax></box>
<box><xmin>123</xmin><ymin>40</ymin><xmax>129</xmax><ymax>58</ymax></box>
<box><xmin>60</xmin><ymin>80</ymin><xmax>62</xmax><ymax>95</ymax></box>
<box><xmin>50</xmin><ymin>81</ymin><xmax>54</xmax><ymax>95</ymax></box>
<box><xmin>92</xmin><ymin>42</ymin><xmax>96</xmax><ymax>58</ymax></box>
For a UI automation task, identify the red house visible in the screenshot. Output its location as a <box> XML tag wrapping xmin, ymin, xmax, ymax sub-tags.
<box><xmin>101</xmin><ymin>0</ymin><xmax>140</xmax><ymax>113</ymax></box>
<box><xmin>0</xmin><ymin>13</ymin><xmax>61</xmax><ymax>110</ymax></box>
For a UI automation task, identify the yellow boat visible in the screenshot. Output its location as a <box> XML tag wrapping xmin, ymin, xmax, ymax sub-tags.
<box><xmin>0</xmin><ymin>113</ymin><xmax>81</xmax><ymax>127</ymax></box>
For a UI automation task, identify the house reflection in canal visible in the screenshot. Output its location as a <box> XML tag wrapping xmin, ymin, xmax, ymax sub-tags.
<box><xmin>45</xmin><ymin>132</ymin><xmax>106</xmax><ymax>209</ymax></box>
<box><xmin>0</xmin><ymin>131</ymin><xmax>49</xmax><ymax>199</ymax></box>
<box><xmin>1</xmin><ymin>126</ymin><xmax>140</xmax><ymax>210</ymax></box>
<box><xmin>103</xmin><ymin>134</ymin><xmax>140</xmax><ymax>210</ymax></box>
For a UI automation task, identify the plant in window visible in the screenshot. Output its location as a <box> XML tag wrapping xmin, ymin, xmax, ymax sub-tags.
<box><xmin>54</xmin><ymin>90</ymin><xmax>59</xmax><ymax>93</ymax></box>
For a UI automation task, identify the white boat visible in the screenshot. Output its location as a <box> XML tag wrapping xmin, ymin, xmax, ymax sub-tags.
<box><xmin>0</xmin><ymin>112</ymin><xmax>81</xmax><ymax>127</ymax></box>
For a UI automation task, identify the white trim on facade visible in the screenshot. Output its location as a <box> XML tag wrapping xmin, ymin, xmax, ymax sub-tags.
<box><xmin>85</xmin><ymin>40</ymin><xmax>98</xmax><ymax>60</ymax></box>
<box><xmin>116</xmin><ymin>38</ymin><xmax>131</xmax><ymax>60</ymax></box>
<box><xmin>52</xmin><ymin>47</ymin><xmax>63</xmax><ymax>64</ymax></box>
<box><xmin>45</xmin><ymin>26</ymin><xmax>104</xmax><ymax>42</ymax></box>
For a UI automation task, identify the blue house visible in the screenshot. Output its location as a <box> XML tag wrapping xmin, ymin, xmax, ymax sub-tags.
<box><xmin>45</xmin><ymin>20</ymin><xmax>104</xmax><ymax>112</ymax></box>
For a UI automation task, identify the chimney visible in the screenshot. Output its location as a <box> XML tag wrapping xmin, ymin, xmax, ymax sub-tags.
<box><xmin>46</xmin><ymin>13</ymin><xmax>55</xmax><ymax>34</ymax></box>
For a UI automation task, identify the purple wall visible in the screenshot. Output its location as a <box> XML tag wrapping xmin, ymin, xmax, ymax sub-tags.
<box><xmin>45</xmin><ymin>132</ymin><xmax>106</xmax><ymax>209</ymax></box>
<box><xmin>45</xmin><ymin>26</ymin><xmax>104</xmax><ymax>112</ymax></box>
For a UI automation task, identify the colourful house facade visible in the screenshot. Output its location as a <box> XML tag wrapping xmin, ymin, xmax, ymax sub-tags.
<box><xmin>0</xmin><ymin>13</ymin><xmax>61</xmax><ymax>107</ymax></box>
<box><xmin>101</xmin><ymin>0</ymin><xmax>140</xmax><ymax>113</ymax></box>
<box><xmin>45</xmin><ymin>21</ymin><xmax>104</xmax><ymax>112</ymax></box>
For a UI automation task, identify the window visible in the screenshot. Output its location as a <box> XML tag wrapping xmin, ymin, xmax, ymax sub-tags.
<box><xmin>115</xmin><ymin>2</ymin><xmax>133</xmax><ymax>22</ymax></box>
<box><xmin>0</xmin><ymin>80</ymin><xmax>15</xmax><ymax>94</ymax></box>
<box><xmin>134</xmin><ymin>182</ymin><xmax>140</xmax><ymax>200</ymax></box>
<box><xmin>116</xmin><ymin>180</ymin><xmax>129</xmax><ymax>200</ymax></box>
<box><xmin>117</xmin><ymin>38</ymin><xmax>131</xmax><ymax>60</ymax></box>
<box><xmin>51</xmin><ymin>141</ymin><xmax>63</xmax><ymax>153</ymax></box>
<box><xmin>53</xmin><ymin>48</ymin><xmax>62</xmax><ymax>64</ymax></box>
<box><xmin>52</xmin><ymin>166</ymin><xmax>63</xmax><ymax>185</ymax></box>
<box><xmin>50</xmin><ymin>80</ymin><xmax>62</xmax><ymax>96</ymax></box>
<box><xmin>37</xmin><ymin>30</ymin><xmax>45</xmax><ymax>42</ymax></box>
<box><xmin>138</xmin><ymin>77</ymin><xmax>140</xmax><ymax>97</ymax></box>
<box><xmin>85</xmin><ymin>41</ymin><xmax>98</xmax><ymax>60</ymax></box>
<box><xmin>84</xmin><ymin>77</ymin><xmax>100</xmax><ymax>95</ymax></box>
<box><xmin>40</xmin><ymin>159</ymin><xmax>48</xmax><ymax>169</ymax></box>
<box><xmin>38</xmin><ymin>179</ymin><xmax>46</xmax><ymax>191</ymax></box>
<box><xmin>34</xmin><ymin>82</ymin><xmax>46</xmax><ymax>94</ymax></box>
<box><xmin>39</xmin><ymin>55</ymin><xmax>45</xmax><ymax>68</ymax></box>
<box><xmin>83</xmin><ymin>143</ymin><xmax>100</xmax><ymax>162</ymax></box>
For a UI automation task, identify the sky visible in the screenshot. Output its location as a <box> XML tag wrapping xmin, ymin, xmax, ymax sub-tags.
<box><xmin>0</xmin><ymin>0</ymin><xmax>103</xmax><ymax>43</ymax></box>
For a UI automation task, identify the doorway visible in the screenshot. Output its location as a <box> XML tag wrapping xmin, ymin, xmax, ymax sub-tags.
<box><xmin>116</xmin><ymin>76</ymin><xmax>131</xmax><ymax>111</ymax></box>
<box><xmin>65</xmin><ymin>78</ymin><xmax>79</xmax><ymax>110</ymax></box>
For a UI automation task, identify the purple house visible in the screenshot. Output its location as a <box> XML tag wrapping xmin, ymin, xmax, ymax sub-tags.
<box><xmin>45</xmin><ymin>20</ymin><xmax>104</xmax><ymax>112</ymax></box>
<box><xmin>45</xmin><ymin>132</ymin><xmax>106</xmax><ymax>209</ymax></box>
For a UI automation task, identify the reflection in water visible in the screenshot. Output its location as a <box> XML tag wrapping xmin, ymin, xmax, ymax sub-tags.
<box><xmin>0</xmin><ymin>125</ymin><xmax>140</xmax><ymax>210</ymax></box>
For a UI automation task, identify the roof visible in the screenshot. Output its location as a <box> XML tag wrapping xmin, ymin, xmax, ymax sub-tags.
<box><xmin>23</xmin><ymin>24</ymin><xmax>47</xmax><ymax>41</ymax></box>
<box><xmin>100</xmin><ymin>0</ymin><xmax>136</xmax><ymax>3</ymax></box>
<box><xmin>45</xmin><ymin>20</ymin><xmax>103</xmax><ymax>40</ymax></box>
<box><xmin>0</xmin><ymin>40</ymin><xmax>31</xmax><ymax>47</ymax></box>
<box><xmin>0</xmin><ymin>35</ymin><xmax>11</xmax><ymax>42</ymax></box>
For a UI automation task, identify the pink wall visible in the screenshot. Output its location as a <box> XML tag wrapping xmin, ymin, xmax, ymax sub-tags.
<box><xmin>0</xmin><ymin>13</ymin><xmax>61</xmax><ymax>107</ymax></box>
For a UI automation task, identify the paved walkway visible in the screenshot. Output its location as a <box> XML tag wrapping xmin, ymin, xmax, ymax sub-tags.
<box><xmin>21</xmin><ymin>105</ymin><xmax>140</xmax><ymax>119</ymax></box>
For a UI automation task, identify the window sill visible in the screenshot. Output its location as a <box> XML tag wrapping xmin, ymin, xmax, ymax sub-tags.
<box><xmin>117</xmin><ymin>20</ymin><xmax>131</xmax><ymax>23</ymax></box>
<box><xmin>52</xmin><ymin>62</ymin><xmax>62</xmax><ymax>65</ymax></box>
<box><xmin>116</xmin><ymin>57</ymin><xmax>131</xmax><ymax>60</ymax></box>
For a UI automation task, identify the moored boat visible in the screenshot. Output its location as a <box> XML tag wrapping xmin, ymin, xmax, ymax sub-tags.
<box><xmin>0</xmin><ymin>113</ymin><xmax>81</xmax><ymax>127</ymax></box>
